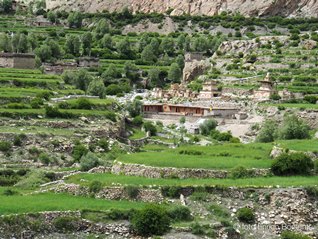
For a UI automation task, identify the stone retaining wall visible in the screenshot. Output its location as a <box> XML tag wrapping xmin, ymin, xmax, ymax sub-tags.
<box><xmin>52</xmin><ymin>183</ymin><xmax>164</xmax><ymax>203</ymax></box>
<box><xmin>0</xmin><ymin>211</ymin><xmax>132</xmax><ymax>238</ymax></box>
<box><xmin>111</xmin><ymin>161</ymin><xmax>270</xmax><ymax>179</ymax></box>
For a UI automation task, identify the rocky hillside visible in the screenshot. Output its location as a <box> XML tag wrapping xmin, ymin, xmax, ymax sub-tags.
<box><xmin>44</xmin><ymin>0</ymin><xmax>318</xmax><ymax>17</ymax></box>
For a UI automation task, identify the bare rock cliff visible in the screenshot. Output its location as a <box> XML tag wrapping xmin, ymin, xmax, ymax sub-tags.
<box><xmin>45</xmin><ymin>0</ymin><xmax>318</xmax><ymax>17</ymax></box>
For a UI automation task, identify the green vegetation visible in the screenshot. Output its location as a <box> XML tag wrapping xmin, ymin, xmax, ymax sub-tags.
<box><xmin>131</xmin><ymin>205</ymin><xmax>171</xmax><ymax>236</ymax></box>
<box><xmin>0</xmin><ymin>192</ymin><xmax>146</xmax><ymax>215</ymax></box>
<box><xmin>119</xmin><ymin>143</ymin><xmax>272</xmax><ymax>169</ymax></box>
<box><xmin>66</xmin><ymin>173</ymin><xmax>318</xmax><ymax>187</ymax></box>
<box><xmin>236</xmin><ymin>207</ymin><xmax>255</xmax><ymax>224</ymax></box>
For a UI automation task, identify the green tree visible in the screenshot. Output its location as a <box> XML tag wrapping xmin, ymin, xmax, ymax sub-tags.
<box><xmin>102</xmin><ymin>64</ymin><xmax>122</xmax><ymax>85</ymax></box>
<box><xmin>81</xmin><ymin>32</ymin><xmax>92</xmax><ymax>56</ymax></box>
<box><xmin>65</xmin><ymin>35</ymin><xmax>80</xmax><ymax>56</ymax></box>
<box><xmin>124</xmin><ymin>61</ymin><xmax>139</xmax><ymax>84</ymax></box>
<box><xmin>160</xmin><ymin>37</ymin><xmax>174</xmax><ymax>56</ymax></box>
<box><xmin>94</xmin><ymin>19</ymin><xmax>111</xmax><ymax>40</ymax></box>
<box><xmin>199</xmin><ymin>119</ymin><xmax>218</xmax><ymax>135</ymax></box>
<box><xmin>175</xmin><ymin>55</ymin><xmax>185</xmax><ymax>69</ymax></box>
<box><xmin>256</xmin><ymin>120</ymin><xmax>278</xmax><ymax>143</ymax></box>
<box><xmin>87</xmin><ymin>78</ymin><xmax>106</xmax><ymax>99</ymax></box>
<box><xmin>47</xmin><ymin>11</ymin><xmax>57</xmax><ymax>24</ymax></box>
<box><xmin>141</xmin><ymin>45</ymin><xmax>157</xmax><ymax>63</ymax></box>
<box><xmin>176</xmin><ymin>34</ymin><xmax>186</xmax><ymax>50</ymax></box>
<box><xmin>148</xmin><ymin>68</ymin><xmax>160</xmax><ymax>87</ymax></box>
<box><xmin>192</xmin><ymin>36</ymin><xmax>208</xmax><ymax>52</ymax></box>
<box><xmin>278</xmin><ymin>114</ymin><xmax>310</xmax><ymax>140</ymax></box>
<box><xmin>67</xmin><ymin>12</ymin><xmax>83</xmax><ymax>28</ymax></box>
<box><xmin>168</xmin><ymin>63</ymin><xmax>182</xmax><ymax>83</ymax></box>
<box><xmin>2</xmin><ymin>0</ymin><xmax>13</xmax><ymax>13</ymax></box>
<box><xmin>80</xmin><ymin>152</ymin><xmax>100</xmax><ymax>171</ymax></box>
<box><xmin>0</xmin><ymin>33</ymin><xmax>11</xmax><ymax>52</ymax></box>
<box><xmin>35</xmin><ymin>45</ymin><xmax>52</xmax><ymax>62</ymax></box>
<box><xmin>27</xmin><ymin>33</ymin><xmax>38</xmax><ymax>51</ymax></box>
<box><xmin>75</xmin><ymin>69</ymin><xmax>93</xmax><ymax>92</ymax></box>
<box><xmin>127</xmin><ymin>99</ymin><xmax>143</xmax><ymax>117</ymax></box>
<box><xmin>47</xmin><ymin>39</ymin><xmax>63</xmax><ymax>60</ymax></box>
<box><xmin>116</xmin><ymin>37</ymin><xmax>134</xmax><ymax>59</ymax></box>
<box><xmin>100</xmin><ymin>34</ymin><xmax>113</xmax><ymax>49</ymax></box>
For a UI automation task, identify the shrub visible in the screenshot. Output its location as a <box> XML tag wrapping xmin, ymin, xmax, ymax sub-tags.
<box><xmin>131</xmin><ymin>205</ymin><xmax>170</xmax><ymax>236</ymax></box>
<box><xmin>132</xmin><ymin>115</ymin><xmax>143</xmax><ymax>126</ymax></box>
<box><xmin>80</xmin><ymin>152</ymin><xmax>100</xmax><ymax>171</ymax></box>
<box><xmin>305</xmin><ymin>186</ymin><xmax>318</xmax><ymax>199</ymax></box>
<box><xmin>89</xmin><ymin>180</ymin><xmax>103</xmax><ymax>193</ymax></box>
<box><xmin>278</xmin><ymin>114</ymin><xmax>310</xmax><ymax>140</ymax></box>
<box><xmin>72</xmin><ymin>142</ymin><xmax>88</xmax><ymax>161</ymax></box>
<box><xmin>199</xmin><ymin>119</ymin><xmax>218</xmax><ymax>136</ymax></box>
<box><xmin>0</xmin><ymin>141</ymin><xmax>11</xmax><ymax>152</ymax></box>
<box><xmin>160</xmin><ymin>186</ymin><xmax>181</xmax><ymax>198</ymax></box>
<box><xmin>231</xmin><ymin>166</ymin><xmax>253</xmax><ymax>179</ymax></box>
<box><xmin>38</xmin><ymin>153</ymin><xmax>51</xmax><ymax>165</ymax></box>
<box><xmin>304</xmin><ymin>95</ymin><xmax>317</xmax><ymax>104</ymax></box>
<box><xmin>124</xmin><ymin>185</ymin><xmax>139</xmax><ymax>199</ymax></box>
<box><xmin>271</xmin><ymin>152</ymin><xmax>314</xmax><ymax>176</ymax></box>
<box><xmin>167</xmin><ymin>206</ymin><xmax>192</xmax><ymax>222</ymax></box>
<box><xmin>53</xmin><ymin>216</ymin><xmax>79</xmax><ymax>232</ymax></box>
<box><xmin>13</xmin><ymin>134</ymin><xmax>26</xmax><ymax>146</ymax></box>
<box><xmin>98</xmin><ymin>139</ymin><xmax>109</xmax><ymax>152</ymax></box>
<box><xmin>236</xmin><ymin>207</ymin><xmax>255</xmax><ymax>224</ymax></box>
<box><xmin>191</xmin><ymin>222</ymin><xmax>205</xmax><ymax>235</ymax></box>
<box><xmin>256</xmin><ymin>120</ymin><xmax>278</xmax><ymax>143</ymax></box>
<box><xmin>143</xmin><ymin>122</ymin><xmax>157</xmax><ymax>136</ymax></box>
<box><xmin>190</xmin><ymin>191</ymin><xmax>209</xmax><ymax>201</ymax></box>
<box><xmin>75</xmin><ymin>98</ymin><xmax>92</xmax><ymax>110</ymax></box>
<box><xmin>281</xmin><ymin>231</ymin><xmax>313</xmax><ymax>239</ymax></box>
<box><xmin>208</xmin><ymin>204</ymin><xmax>230</xmax><ymax>219</ymax></box>
<box><xmin>2</xmin><ymin>189</ymin><xmax>18</xmax><ymax>196</ymax></box>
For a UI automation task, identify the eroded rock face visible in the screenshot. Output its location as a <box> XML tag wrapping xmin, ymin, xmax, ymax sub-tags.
<box><xmin>44</xmin><ymin>0</ymin><xmax>318</xmax><ymax>17</ymax></box>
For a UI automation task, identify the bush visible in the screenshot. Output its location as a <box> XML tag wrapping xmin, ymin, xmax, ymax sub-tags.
<box><xmin>143</xmin><ymin>122</ymin><xmax>157</xmax><ymax>136</ymax></box>
<box><xmin>13</xmin><ymin>134</ymin><xmax>26</xmax><ymax>146</ymax></box>
<box><xmin>199</xmin><ymin>119</ymin><xmax>218</xmax><ymax>136</ymax></box>
<box><xmin>53</xmin><ymin>216</ymin><xmax>79</xmax><ymax>232</ymax></box>
<box><xmin>89</xmin><ymin>180</ymin><xmax>103</xmax><ymax>193</ymax></box>
<box><xmin>256</xmin><ymin>120</ymin><xmax>278</xmax><ymax>143</ymax></box>
<box><xmin>271</xmin><ymin>152</ymin><xmax>314</xmax><ymax>176</ymax></box>
<box><xmin>80</xmin><ymin>152</ymin><xmax>100</xmax><ymax>171</ymax></box>
<box><xmin>0</xmin><ymin>141</ymin><xmax>11</xmax><ymax>152</ymax></box>
<box><xmin>98</xmin><ymin>139</ymin><xmax>109</xmax><ymax>152</ymax></box>
<box><xmin>305</xmin><ymin>186</ymin><xmax>318</xmax><ymax>199</ymax></box>
<box><xmin>281</xmin><ymin>231</ymin><xmax>313</xmax><ymax>239</ymax></box>
<box><xmin>167</xmin><ymin>206</ymin><xmax>192</xmax><ymax>222</ymax></box>
<box><xmin>236</xmin><ymin>207</ymin><xmax>255</xmax><ymax>224</ymax></box>
<box><xmin>39</xmin><ymin>153</ymin><xmax>51</xmax><ymax>165</ymax></box>
<box><xmin>2</xmin><ymin>189</ymin><xmax>18</xmax><ymax>196</ymax></box>
<box><xmin>208</xmin><ymin>204</ymin><xmax>230</xmax><ymax>219</ymax></box>
<box><xmin>75</xmin><ymin>98</ymin><xmax>92</xmax><ymax>110</ymax></box>
<box><xmin>304</xmin><ymin>95</ymin><xmax>317</xmax><ymax>104</ymax></box>
<box><xmin>231</xmin><ymin>166</ymin><xmax>253</xmax><ymax>179</ymax></box>
<box><xmin>190</xmin><ymin>191</ymin><xmax>209</xmax><ymax>201</ymax></box>
<box><xmin>131</xmin><ymin>205</ymin><xmax>170</xmax><ymax>236</ymax></box>
<box><xmin>72</xmin><ymin>142</ymin><xmax>88</xmax><ymax>161</ymax></box>
<box><xmin>132</xmin><ymin>115</ymin><xmax>143</xmax><ymax>126</ymax></box>
<box><xmin>124</xmin><ymin>185</ymin><xmax>139</xmax><ymax>199</ymax></box>
<box><xmin>278</xmin><ymin>114</ymin><xmax>310</xmax><ymax>140</ymax></box>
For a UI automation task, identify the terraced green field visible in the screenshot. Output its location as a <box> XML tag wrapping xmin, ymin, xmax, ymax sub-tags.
<box><xmin>67</xmin><ymin>173</ymin><xmax>318</xmax><ymax>188</ymax></box>
<box><xmin>0</xmin><ymin>191</ymin><xmax>147</xmax><ymax>215</ymax></box>
<box><xmin>119</xmin><ymin>143</ymin><xmax>273</xmax><ymax>169</ymax></box>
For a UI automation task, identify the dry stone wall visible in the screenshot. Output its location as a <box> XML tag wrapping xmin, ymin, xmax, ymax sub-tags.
<box><xmin>111</xmin><ymin>161</ymin><xmax>270</xmax><ymax>179</ymax></box>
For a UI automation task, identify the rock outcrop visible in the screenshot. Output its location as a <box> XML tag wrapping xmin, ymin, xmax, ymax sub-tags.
<box><xmin>45</xmin><ymin>0</ymin><xmax>318</xmax><ymax>18</ymax></box>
